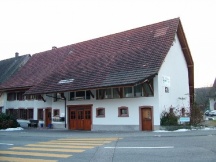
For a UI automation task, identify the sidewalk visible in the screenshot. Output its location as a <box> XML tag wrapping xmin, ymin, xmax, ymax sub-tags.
<box><xmin>1</xmin><ymin>127</ymin><xmax>216</xmax><ymax>139</ymax></box>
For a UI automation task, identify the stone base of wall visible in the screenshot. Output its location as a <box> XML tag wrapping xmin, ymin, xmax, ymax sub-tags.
<box><xmin>52</xmin><ymin>123</ymin><xmax>66</xmax><ymax>129</ymax></box>
<box><xmin>92</xmin><ymin>125</ymin><xmax>140</xmax><ymax>131</ymax></box>
<box><xmin>153</xmin><ymin>125</ymin><xmax>160</xmax><ymax>130</ymax></box>
<box><xmin>18</xmin><ymin>120</ymin><xmax>66</xmax><ymax>129</ymax></box>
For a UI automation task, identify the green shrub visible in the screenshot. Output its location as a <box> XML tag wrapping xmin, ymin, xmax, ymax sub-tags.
<box><xmin>0</xmin><ymin>113</ymin><xmax>20</xmax><ymax>129</ymax></box>
<box><xmin>160</xmin><ymin>111</ymin><xmax>178</xmax><ymax>126</ymax></box>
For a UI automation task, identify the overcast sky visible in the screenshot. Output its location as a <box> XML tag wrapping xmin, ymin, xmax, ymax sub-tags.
<box><xmin>0</xmin><ymin>0</ymin><xmax>215</xmax><ymax>88</ymax></box>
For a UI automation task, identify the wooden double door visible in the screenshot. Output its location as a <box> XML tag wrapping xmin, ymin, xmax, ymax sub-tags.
<box><xmin>68</xmin><ymin>105</ymin><xmax>92</xmax><ymax>130</ymax></box>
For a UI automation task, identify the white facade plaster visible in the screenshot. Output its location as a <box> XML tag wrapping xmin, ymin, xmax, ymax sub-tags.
<box><xmin>0</xmin><ymin>93</ymin><xmax>6</xmax><ymax>112</ymax></box>
<box><xmin>158</xmin><ymin>34</ymin><xmax>190</xmax><ymax>115</ymax></box>
<box><xmin>209</xmin><ymin>98</ymin><xmax>216</xmax><ymax>110</ymax></box>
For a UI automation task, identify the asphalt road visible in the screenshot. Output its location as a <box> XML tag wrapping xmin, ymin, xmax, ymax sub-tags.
<box><xmin>0</xmin><ymin>129</ymin><xmax>216</xmax><ymax>162</ymax></box>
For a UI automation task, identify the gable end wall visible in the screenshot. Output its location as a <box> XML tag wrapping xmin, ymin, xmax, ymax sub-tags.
<box><xmin>158</xmin><ymin>34</ymin><xmax>190</xmax><ymax>117</ymax></box>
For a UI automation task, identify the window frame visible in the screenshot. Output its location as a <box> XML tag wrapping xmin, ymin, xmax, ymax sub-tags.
<box><xmin>118</xmin><ymin>106</ymin><xmax>129</xmax><ymax>117</ymax></box>
<box><xmin>18</xmin><ymin>108</ymin><xmax>27</xmax><ymax>119</ymax></box>
<box><xmin>69</xmin><ymin>90</ymin><xmax>91</xmax><ymax>101</ymax></box>
<box><xmin>96</xmin><ymin>107</ymin><xmax>105</xmax><ymax>118</ymax></box>
<box><xmin>17</xmin><ymin>92</ymin><xmax>25</xmax><ymax>101</ymax></box>
<box><xmin>27</xmin><ymin>108</ymin><xmax>34</xmax><ymax>119</ymax></box>
<box><xmin>7</xmin><ymin>92</ymin><xmax>16</xmax><ymax>101</ymax></box>
<box><xmin>26</xmin><ymin>94</ymin><xmax>36</xmax><ymax>100</ymax></box>
<box><xmin>53</xmin><ymin>109</ymin><xmax>60</xmax><ymax>117</ymax></box>
<box><xmin>37</xmin><ymin>108</ymin><xmax>44</xmax><ymax>121</ymax></box>
<box><xmin>123</xmin><ymin>86</ymin><xmax>134</xmax><ymax>98</ymax></box>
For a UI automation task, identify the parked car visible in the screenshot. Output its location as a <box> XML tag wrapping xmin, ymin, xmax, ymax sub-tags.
<box><xmin>204</xmin><ymin>110</ymin><xmax>210</xmax><ymax>116</ymax></box>
<box><xmin>209</xmin><ymin>110</ymin><xmax>216</xmax><ymax>117</ymax></box>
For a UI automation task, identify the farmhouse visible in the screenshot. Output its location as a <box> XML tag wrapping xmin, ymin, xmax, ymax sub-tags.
<box><xmin>0</xmin><ymin>18</ymin><xmax>194</xmax><ymax>131</ymax></box>
<box><xmin>0</xmin><ymin>54</ymin><xmax>30</xmax><ymax>113</ymax></box>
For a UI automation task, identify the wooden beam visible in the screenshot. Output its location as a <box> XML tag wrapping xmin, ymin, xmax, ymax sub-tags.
<box><xmin>40</xmin><ymin>95</ymin><xmax>46</xmax><ymax>102</ymax></box>
<box><xmin>89</xmin><ymin>90</ymin><xmax>94</xmax><ymax>98</ymax></box>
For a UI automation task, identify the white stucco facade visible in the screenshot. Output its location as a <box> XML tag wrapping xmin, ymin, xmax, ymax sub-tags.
<box><xmin>158</xmin><ymin>34</ymin><xmax>190</xmax><ymax>116</ymax></box>
<box><xmin>209</xmin><ymin>98</ymin><xmax>216</xmax><ymax>110</ymax></box>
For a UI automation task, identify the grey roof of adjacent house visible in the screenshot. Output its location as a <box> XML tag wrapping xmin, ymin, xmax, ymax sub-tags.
<box><xmin>0</xmin><ymin>54</ymin><xmax>31</xmax><ymax>84</ymax></box>
<box><xmin>0</xmin><ymin>18</ymin><xmax>194</xmax><ymax>101</ymax></box>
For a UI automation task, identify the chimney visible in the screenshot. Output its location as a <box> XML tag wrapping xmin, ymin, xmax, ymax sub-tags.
<box><xmin>15</xmin><ymin>52</ymin><xmax>19</xmax><ymax>57</ymax></box>
<box><xmin>52</xmin><ymin>46</ymin><xmax>57</xmax><ymax>50</ymax></box>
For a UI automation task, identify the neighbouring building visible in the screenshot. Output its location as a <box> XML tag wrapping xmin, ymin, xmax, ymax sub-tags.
<box><xmin>209</xmin><ymin>78</ymin><xmax>216</xmax><ymax>110</ymax></box>
<box><xmin>0</xmin><ymin>53</ymin><xmax>30</xmax><ymax>113</ymax></box>
<box><xmin>0</xmin><ymin>18</ymin><xmax>194</xmax><ymax>131</ymax></box>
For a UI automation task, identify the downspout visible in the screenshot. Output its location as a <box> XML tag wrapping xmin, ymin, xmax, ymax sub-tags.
<box><xmin>64</xmin><ymin>97</ymin><xmax>66</xmax><ymax>128</ymax></box>
<box><xmin>60</xmin><ymin>93</ymin><xmax>67</xmax><ymax>128</ymax></box>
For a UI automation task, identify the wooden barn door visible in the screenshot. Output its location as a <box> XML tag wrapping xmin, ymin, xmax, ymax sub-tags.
<box><xmin>141</xmin><ymin>107</ymin><xmax>153</xmax><ymax>131</ymax></box>
<box><xmin>68</xmin><ymin>105</ymin><xmax>92</xmax><ymax>131</ymax></box>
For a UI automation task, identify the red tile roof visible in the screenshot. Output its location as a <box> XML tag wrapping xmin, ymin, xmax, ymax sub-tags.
<box><xmin>0</xmin><ymin>18</ymin><xmax>182</xmax><ymax>94</ymax></box>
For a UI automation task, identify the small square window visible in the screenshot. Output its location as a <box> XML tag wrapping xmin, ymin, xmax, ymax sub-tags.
<box><xmin>53</xmin><ymin>109</ymin><xmax>60</xmax><ymax>117</ymax></box>
<box><xmin>118</xmin><ymin>106</ymin><xmax>129</xmax><ymax>117</ymax></box>
<box><xmin>96</xmin><ymin>108</ymin><xmax>105</xmax><ymax>117</ymax></box>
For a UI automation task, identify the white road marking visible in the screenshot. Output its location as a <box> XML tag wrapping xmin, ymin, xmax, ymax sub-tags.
<box><xmin>0</xmin><ymin>143</ymin><xmax>14</xmax><ymax>146</ymax></box>
<box><xmin>104</xmin><ymin>146</ymin><xmax>174</xmax><ymax>149</ymax></box>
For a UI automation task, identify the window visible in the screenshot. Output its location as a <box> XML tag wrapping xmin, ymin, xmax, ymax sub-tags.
<box><xmin>26</xmin><ymin>95</ymin><xmax>36</xmax><ymax>100</ymax></box>
<box><xmin>76</xmin><ymin>91</ymin><xmax>85</xmax><ymax>100</ymax></box>
<box><xmin>6</xmin><ymin>108</ymin><xmax>14</xmax><ymax>115</ymax></box>
<box><xmin>96</xmin><ymin>88</ymin><xmax>112</xmax><ymax>99</ymax></box>
<box><xmin>7</xmin><ymin>93</ymin><xmax>16</xmax><ymax>101</ymax></box>
<box><xmin>17</xmin><ymin>92</ymin><xmax>25</xmax><ymax>101</ymax></box>
<box><xmin>0</xmin><ymin>107</ymin><xmax>2</xmax><ymax>113</ymax></box>
<box><xmin>69</xmin><ymin>91</ymin><xmax>90</xmax><ymax>100</ymax></box>
<box><xmin>86</xmin><ymin>91</ymin><xmax>91</xmax><ymax>100</ymax></box>
<box><xmin>96</xmin><ymin>108</ymin><xmax>105</xmax><ymax>117</ymax></box>
<box><xmin>35</xmin><ymin>95</ymin><xmax>43</xmax><ymax>100</ymax></box>
<box><xmin>18</xmin><ymin>108</ymin><xmax>27</xmax><ymax>119</ymax></box>
<box><xmin>53</xmin><ymin>109</ymin><xmax>60</xmax><ymax>117</ymax></box>
<box><xmin>6</xmin><ymin>108</ymin><xmax>18</xmax><ymax>119</ymax></box>
<box><xmin>118</xmin><ymin>106</ymin><xmax>129</xmax><ymax>117</ymax></box>
<box><xmin>134</xmin><ymin>84</ymin><xmax>143</xmax><ymax>97</ymax></box>
<box><xmin>71</xmin><ymin>111</ymin><xmax>76</xmax><ymax>119</ymax></box>
<box><xmin>143</xmin><ymin>80</ymin><xmax>154</xmax><ymax>96</ymax></box>
<box><xmin>124</xmin><ymin>87</ymin><xmax>133</xmax><ymax>98</ymax></box>
<box><xmin>85</xmin><ymin>110</ymin><xmax>91</xmax><ymax>119</ymax></box>
<box><xmin>113</xmin><ymin>88</ymin><xmax>123</xmax><ymax>98</ymax></box>
<box><xmin>38</xmin><ymin>109</ymin><xmax>44</xmax><ymax>120</ymax></box>
<box><xmin>70</xmin><ymin>92</ymin><xmax>75</xmax><ymax>100</ymax></box>
<box><xmin>27</xmin><ymin>108</ymin><xmax>34</xmax><ymax>119</ymax></box>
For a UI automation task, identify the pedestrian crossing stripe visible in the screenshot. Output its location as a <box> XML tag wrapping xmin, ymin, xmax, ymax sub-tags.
<box><xmin>42</xmin><ymin>140</ymin><xmax>111</xmax><ymax>143</ymax></box>
<box><xmin>38</xmin><ymin>142</ymin><xmax>103</xmax><ymax>146</ymax></box>
<box><xmin>57</xmin><ymin>138</ymin><xmax>121</xmax><ymax>141</ymax></box>
<box><xmin>26</xmin><ymin>144</ymin><xmax>94</xmax><ymax>149</ymax></box>
<box><xmin>10</xmin><ymin>147</ymin><xmax>85</xmax><ymax>153</ymax></box>
<box><xmin>0</xmin><ymin>151</ymin><xmax>71</xmax><ymax>158</ymax></box>
<box><xmin>0</xmin><ymin>156</ymin><xmax>57</xmax><ymax>162</ymax></box>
